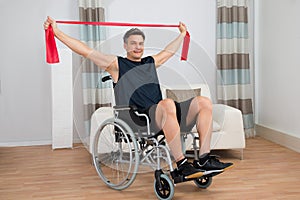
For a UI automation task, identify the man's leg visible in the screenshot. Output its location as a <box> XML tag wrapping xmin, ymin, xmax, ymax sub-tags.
<box><xmin>184</xmin><ymin>96</ymin><xmax>232</xmax><ymax>170</ymax></box>
<box><xmin>153</xmin><ymin>99</ymin><xmax>204</xmax><ymax>178</ymax></box>
<box><xmin>155</xmin><ymin>99</ymin><xmax>183</xmax><ymax>161</ymax></box>
<box><xmin>185</xmin><ymin>96</ymin><xmax>213</xmax><ymax>156</ymax></box>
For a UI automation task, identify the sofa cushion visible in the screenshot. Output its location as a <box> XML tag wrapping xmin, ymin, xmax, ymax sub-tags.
<box><xmin>166</xmin><ymin>88</ymin><xmax>201</xmax><ymax>102</ymax></box>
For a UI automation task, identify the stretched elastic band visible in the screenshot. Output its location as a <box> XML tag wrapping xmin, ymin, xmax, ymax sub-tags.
<box><xmin>56</xmin><ymin>21</ymin><xmax>180</xmax><ymax>27</ymax></box>
<box><xmin>45</xmin><ymin>21</ymin><xmax>190</xmax><ymax>63</ymax></box>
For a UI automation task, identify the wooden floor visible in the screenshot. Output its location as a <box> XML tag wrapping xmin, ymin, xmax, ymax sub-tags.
<box><xmin>1</xmin><ymin>137</ymin><xmax>300</xmax><ymax>200</ymax></box>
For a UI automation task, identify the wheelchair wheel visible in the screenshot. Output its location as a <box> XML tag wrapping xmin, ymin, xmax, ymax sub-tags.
<box><xmin>92</xmin><ymin>118</ymin><xmax>139</xmax><ymax>190</ymax></box>
<box><xmin>194</xmin><ymin>176</ymin><xmax>212</xmax><ymax>189</ymax></box>
<box><xmin>154</xmin><ymin>174</ymin><xmax>174</xmax><ymax>200</ymax></box>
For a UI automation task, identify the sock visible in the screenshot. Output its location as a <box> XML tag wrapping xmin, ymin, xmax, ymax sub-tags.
<box><xmin>199</xmin><ymin>153</ymin><xmax>209</xmax><ymax>165</ymax></box>
<box><xmin>176</xmin><ymin>157</ymin><xmax>188</xmax><ymax>168</ymax></box>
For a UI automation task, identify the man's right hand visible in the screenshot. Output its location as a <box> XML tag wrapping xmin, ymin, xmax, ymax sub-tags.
<box><xmin>44</xmin><ymin>16</ymin><xmax>58</xmax><ymax>35</ymax></box>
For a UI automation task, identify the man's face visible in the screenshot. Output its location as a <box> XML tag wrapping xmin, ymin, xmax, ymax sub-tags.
<box><xmin>124</xmin><ymin>35</ymin><xmax>144</xmax><ymax>61</ymax></box>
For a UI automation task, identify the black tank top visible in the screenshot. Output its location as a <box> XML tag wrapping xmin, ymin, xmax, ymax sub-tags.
<box><xmin>114</xmin><ymin>56</ymin><xmax>162</xmax><ymax>110</ymax></box>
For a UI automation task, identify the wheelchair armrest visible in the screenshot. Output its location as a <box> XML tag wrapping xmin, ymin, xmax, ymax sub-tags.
<box><xmin>129</xmin><ymin>105</ymin><xmax>139</xmax><ymax>111</ymax></box>
<box><xmin>113</xmin><ymin>105</ymin><xmax>131</xmax><ymax>111</ymax></box>
<box><xmin>113</xmin><ymin>105</ymin><xmax>139</xmax><ymax>111</ymax></box>
<box><xmin>114</xmin><ymin>105</ymin><xmax>151</xmax><ymax>136</ymax></box>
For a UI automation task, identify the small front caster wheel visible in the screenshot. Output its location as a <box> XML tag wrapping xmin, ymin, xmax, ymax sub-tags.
<box><xmin>154</xmin><ymin>174</ymin><xmax>174</xmax><ymax>200</ymax></box>
<box><xmin>194</xmin><ymin>176</ymin><xmax>212</xmax><ymax>189</ymax></box>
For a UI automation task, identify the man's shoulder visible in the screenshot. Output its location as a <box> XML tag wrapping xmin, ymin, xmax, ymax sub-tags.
<box><xmin>117</xmin><ymin>56</ymin><xmax>125</xmax><ymax>60</ymax></box>
<box><xmin>141</xmin><ymin>56</ymin><xmax>154</xmax><ymax>63</ymax></box>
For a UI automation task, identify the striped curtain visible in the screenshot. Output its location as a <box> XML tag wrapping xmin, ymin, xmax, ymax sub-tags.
<box><xmin>216</xmin><ymin>0</ymin><xmax>255</xmax><ymax>138</ymax></box>
<box><xmin>78</xmin><ymin>0</ymin><xmax>112</xmax><ymax>138</ymax></box>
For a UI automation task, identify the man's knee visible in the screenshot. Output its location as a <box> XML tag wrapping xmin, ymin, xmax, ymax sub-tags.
<box><xmin>195</xmin><ymin>96</ymin><xmax>212</xmax><ymax>111</ymax></box>
<box><xmin>155</xmin><ymin>99</ymin><xmax>179</xmax><ymax>130</ymax></box>
<box><xmin>158</xmin><ymin>98</ymin><xmax>177</xmax><ymax>115</ymax></box>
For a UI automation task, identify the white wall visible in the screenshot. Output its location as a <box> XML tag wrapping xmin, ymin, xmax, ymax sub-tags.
<box><xmin>255</xmin><ymin>0</ymin><xmax>300</xmax><ymax>139</ymax></box>
<box><xmin>102</xmin><ymin>0</ymin><xmax>216</xmax><ymax>61</ymax></box>
<box><xmin>0</xmin><ymin>0</ymin><xmax>78</xmax><ymax>146</ymax></box>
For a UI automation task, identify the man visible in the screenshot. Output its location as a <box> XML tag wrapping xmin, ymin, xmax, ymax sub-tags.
<box><xmin>44</xmin><ymin>16</ymin><xmax>232</xmax><ymax>179</ymax></box>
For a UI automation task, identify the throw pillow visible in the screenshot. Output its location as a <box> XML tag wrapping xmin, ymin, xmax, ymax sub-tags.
<box><xmin>166</xmin><ymin>88</ymin><xmax>201</xmax><ymax>102</ymax></box>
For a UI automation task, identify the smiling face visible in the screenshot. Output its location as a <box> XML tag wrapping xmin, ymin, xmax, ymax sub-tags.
<box><xmin>124</xmin><ymin>34</ymin><xmax>145</xmax><ymax>61</ymax></box>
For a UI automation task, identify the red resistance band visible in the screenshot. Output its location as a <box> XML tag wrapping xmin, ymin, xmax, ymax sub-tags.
<box><xmin>45</xmin><ymin>21</ymin><xmax>190</xmax><ymax>64</ymax></box>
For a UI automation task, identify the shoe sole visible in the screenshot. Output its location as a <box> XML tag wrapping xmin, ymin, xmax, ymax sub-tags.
<box><xmin>185</xmin><ymin>171</ymin><xmax>204</xmax><ymax>179</ymax></box>
<box><xmin>203</xmin><ymin>169</ymin><xmax>223</xmax><ymax>176</ymax></box>
<box><xmin>223</xmin><ymin>164</ymin><xmax>234</xmax><ymax>171</ymax></box>
<box><xmin>194</xmin><ymin>164</ymin><xmax>234</xmax><ymax>172</ymax></box>
<box><xmin>198</xmin><ymin>164</ymin><xmax>234</xmax><ymax>177</ymax></box>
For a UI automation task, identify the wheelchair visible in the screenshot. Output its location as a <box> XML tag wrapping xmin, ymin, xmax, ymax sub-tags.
<box><xmin>91</xmin><ymin>79</ymin><xmax>215</xmax><ymax>200</ymax></box>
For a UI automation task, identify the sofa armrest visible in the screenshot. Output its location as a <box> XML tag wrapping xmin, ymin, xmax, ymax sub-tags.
<box><xmin>212</xmin><ymin>104</ymin><xmax>246</xmax><ymax>149</ymax></box>
<box><xmin>213</xmin><ymin>104</ymin><xmax>240</xmax><ymax>129</ymax></box>
<box><xmin>89</xmin><ymin>107</ymin><xmax>114</xmax><ymax>153</ymax></box>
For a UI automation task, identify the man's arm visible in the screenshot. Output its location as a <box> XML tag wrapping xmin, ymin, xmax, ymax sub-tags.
<box><xmin>44</xmin><ymin>16</ymin><xmax>117</xmax><ymax>71</ymax></box>
<box><xmin>152</xmin><ymin>22</ymin><xmax>187</xmax><ymax>67</ymax></box>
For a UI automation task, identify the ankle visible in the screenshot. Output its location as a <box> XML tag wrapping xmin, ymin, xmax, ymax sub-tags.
<box><xmin>199</xmin><ymin>153</ymin><xmax>210</xmax><ymax>164</ymax></box>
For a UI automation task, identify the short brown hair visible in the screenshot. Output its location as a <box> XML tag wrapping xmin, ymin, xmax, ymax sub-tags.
<box><xmin>123</xmin><ymin>28</ymin><xmax>145</xmax><ymax>43</ymax></box>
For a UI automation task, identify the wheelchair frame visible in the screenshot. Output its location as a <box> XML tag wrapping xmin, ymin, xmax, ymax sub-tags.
<box><xmin>91</xmin><ymin>106</ymin><xmax>215</xmax><ymax>200</ymax></box>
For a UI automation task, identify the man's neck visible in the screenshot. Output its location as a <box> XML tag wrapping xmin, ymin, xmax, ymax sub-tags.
<box><xmin>126</xmin><ymin>56</ymin><xmax>142</xmax><ymax>62</ymax></box>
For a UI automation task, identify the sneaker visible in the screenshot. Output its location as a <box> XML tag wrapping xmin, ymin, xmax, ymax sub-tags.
<box><xmin>194</xmin><ymin>154</ymin><xmax>233</xmax><ymax>171</ymax></box>
<box><xmin>178</xmin><ymin>160</ymin><xmax>204</xmax><ymax>179</ymax></box>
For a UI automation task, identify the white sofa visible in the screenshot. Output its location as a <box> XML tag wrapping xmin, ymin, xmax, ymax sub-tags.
<box><xmin>160</xmin><ymin>84</ymin><xmax>245</xmax><ymax>159</ymax></box>
<box><xmin>89</xmin><ymin>83</ymin><xmax>245</xmax><ymax>159</ymax></box>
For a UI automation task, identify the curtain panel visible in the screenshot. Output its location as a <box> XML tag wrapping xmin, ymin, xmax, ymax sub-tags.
<box><xmin>217</xmin><ymin>0</ymin><xmax>255</xmax><ymax>138</ymax></box>
<box><xmin>78</xmin><ymin>0</ymin><xmax>112</xmax><ymax>139</ymax></box>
